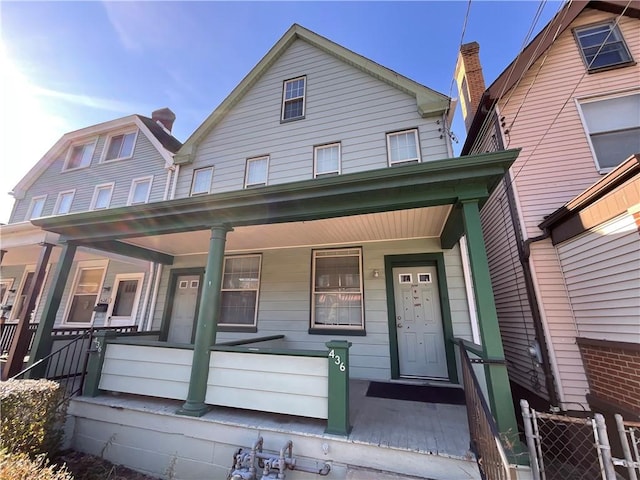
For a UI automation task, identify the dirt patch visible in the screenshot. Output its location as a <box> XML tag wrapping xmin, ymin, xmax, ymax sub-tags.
<box><xmin>56</xmin><ymin>450</ymin><xmax>161</xmax><ymax>480</ymax></box>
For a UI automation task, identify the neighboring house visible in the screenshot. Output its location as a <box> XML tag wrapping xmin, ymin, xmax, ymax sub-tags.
<box><xmin>0</xmin><ymin>108</ymin><xmax>182</xmax><ymax>378</ymax></box>
<box><xmin>23</xmin><ymin>24</ymin><xmax>525</xmax><ymax>476</ymax></box>
<box><xmin>455</xmin><ymin>0</ymin><xmax>639</xmax><ymax>416</ymax></box>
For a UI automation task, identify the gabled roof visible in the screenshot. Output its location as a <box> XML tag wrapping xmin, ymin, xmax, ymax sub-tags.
<box><xmin>175</xmin><ymin>24</ymin><xmax>450</xmax><ymax>163</ymax></box>
<box><xmin>462</xmin><ymin>0</ymin><xmax>640</xmax><ymax>154</ymax></box>
<box><xmin>11</xmin><ymin>114</ymin><xmax>183</xmax><ymax>199</ymax></box>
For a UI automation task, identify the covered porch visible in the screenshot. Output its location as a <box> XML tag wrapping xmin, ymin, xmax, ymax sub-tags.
<box><xmin>30</xmin><ymin>150</ymin><xmax>523</xmax><ymax>473</ymax></box>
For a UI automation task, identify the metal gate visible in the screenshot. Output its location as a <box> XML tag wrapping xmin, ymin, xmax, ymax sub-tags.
<box><xmin>521</xmin><ymin>399</ymin><xmax>640</xmax><ymax>480</ymax></box>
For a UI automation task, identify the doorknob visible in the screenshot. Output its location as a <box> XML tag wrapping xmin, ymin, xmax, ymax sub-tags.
<box><xmin>397</xmin><ymin>323</ymin><xmax>403</xmax><ymax>328</ymax></box>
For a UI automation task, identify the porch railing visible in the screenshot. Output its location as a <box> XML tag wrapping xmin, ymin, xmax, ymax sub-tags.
<box><xmin>0</xmin><ymin>322</ymin><xmax>38</xmax><ymax>355</ymax></box>
<box><xmin>84</xmin><ymin>334</ymin><xmax>352</xmax><ymax>436</ymax></box>
<box><xmin>458</xmin><ymin>339</ymin><xmax>512</xmax><ymax>480</ymax></box>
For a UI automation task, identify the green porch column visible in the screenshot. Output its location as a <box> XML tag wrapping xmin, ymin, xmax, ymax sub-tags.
<box><xmin>178</xmin><ymin>224</ymin><xmax>230</xmax><ymax>417</ymax></box>
<box><xmin>325</xmin><ymin>340</ymin><xmax>352</xmax><ymax>436</ymax></box>
<box><xmin>460</xmin><ymin>199</ymin><xmax>520</xmax><ymax>446</ymax></box>
<box><xmin>28</xmin><ymin>242</ymin><xmax>77</xmax><ymax>379</ymax></box>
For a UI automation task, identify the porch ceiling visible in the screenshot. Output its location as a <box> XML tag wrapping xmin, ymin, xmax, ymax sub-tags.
<box><xmin>121</xmin><ymin>206</ymin><xmax>452</xmax><ymax>255</ymax></box>
<box><xmin>30</xmin><ymin>150</ymin><xmax>519</xmax><ymax>262</ymax></box>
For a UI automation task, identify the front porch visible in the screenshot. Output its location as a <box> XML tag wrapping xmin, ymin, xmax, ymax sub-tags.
<box><xmin>68</xmin><ymin>378</ymin><xmax>478</xmax><ymax>480</ymax></box>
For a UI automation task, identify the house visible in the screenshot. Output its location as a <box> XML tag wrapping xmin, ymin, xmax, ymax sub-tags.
<box><xmin>0</xmin><ymin>108</ymin><xmax>182</xmax><ymax>379</ymax></box>
<box><xmin>14</xmin><ymin>24</ymin><xmax>528</xmax><ymax>478</ymax></box>
<box><xmin>455</xmin><ymin>0</ymin><xmax>639</xmax><ymax>417</ymax></box>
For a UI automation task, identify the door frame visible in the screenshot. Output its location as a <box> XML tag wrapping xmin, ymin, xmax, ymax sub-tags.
<box><xmin>385</xmin><ymin>253</ymin><xmax>457</xmax><ymax>382</ymax></box>
<box><xmin>159</xmin><ymin>267</ymin><xmax>204</xmax><ymax>342</ymax></box>
<box><xmin>106</xmin><ymin>273</ymin><xmax>145</xmax><ymax>326</ymax></box>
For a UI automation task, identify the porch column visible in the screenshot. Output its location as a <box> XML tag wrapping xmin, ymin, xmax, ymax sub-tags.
<box><xmin>178</xmin><ymin>224</ymin><xmax>231</xmax><ymax>417</ymax></box>
<box><xmin>460</xmin><ymin>199</ymin><xmax>519</xmax><ymax>441</ymax></box>
<box><xmin>28</xmin><ymin>242</ymin><xmax>77</xmax><ymax>378</ymax></box>
<box><xmin>2</xmin><ymin>242</ymin><xmax>54</xmax><ymax>380</ymax></box>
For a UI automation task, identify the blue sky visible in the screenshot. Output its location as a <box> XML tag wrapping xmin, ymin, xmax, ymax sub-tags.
<box><xmin>0</xmin><ymin>1</ymin><xmax>563</xmax><ymax>223</ymax></box>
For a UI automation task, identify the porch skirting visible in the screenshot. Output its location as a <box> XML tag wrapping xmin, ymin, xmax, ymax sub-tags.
<box><xmin>66</xmin><ymin>384</ymin><xmax>481</xmax><ymax>480</ymax></box>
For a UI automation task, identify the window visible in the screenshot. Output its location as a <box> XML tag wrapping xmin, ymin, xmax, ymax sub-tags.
<box><xmin>191</xmin><ymin>167</ymin><xmax>213</xmax><ymax>196</ymax></box>
<box><xmin>579</xmin><ymin>93</ymin><xmax>640</xmax><ymax>171</ymax></box>
<box><xmin>90</xmin><ymin>183</ymin><xmax>114</xmax><ymax>210</ymax></box>
<box><xmin>311</xmin><ymin>248</ymin><xmax>364</xmax><ymax>330</ymax></box>
<box><xmin>127</xmin><ymin>176</ymin><xmax>153</xmax><ymax>205</ymax></box>
<box><xmin>245</xmin><ymin>156</ymin><xmax>269</xmax><ymax>188</ymax></box>
<box><xmin>26</xmin><ymin>195</ymin><xmax>46</xmax><ymax>220</ymax></box>
<box><xmin>386</xmin><ymin>129</ymin><xmax>421</xmax><ymax>165</ymax></box>
<box><xmin>64</xmin><ymin>141</ymin><xmax>95</xmax><ymax>171</ymax></box>
<box><xmin>220</xmin><ymin>255</ymin><xmax>261</xmax><ymax>328</ymax></box>
<box><xmin>314</xmin><ymin>143</ymin><xmax>341</xmax><ymax>177</ymax></box>
<box><xmin>0</xmin><ymin>279</ymin><xmax>13</xmax><ymax>307</ymax></box>
<box><xmin>103</xmin><ymin>131</ymin><xmax>137</xmax><ymax>161</ymax></box>
<box><xmin>574</xmin><ymin>23</ymin><xmax>633</xmax><ymax>72</ymax></box>
<box><xmin>281</xmin><ymin>76</ymin><xmax>306</xmax><ymax>121</ymax></box>
<box><xmin>65</xmin><ymin>265</ymin><xmax>105</xmax><ymax>324</ymax></box>
<box><xmin>53</xmin><ymin>190</ymin><xmax>75</xmax><ymax>215</ymax></box>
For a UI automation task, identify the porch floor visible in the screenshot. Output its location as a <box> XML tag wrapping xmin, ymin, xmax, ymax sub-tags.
<box><xmin>68</xmin><ymin>380</ymin><xmax>478</xmax><ymax>479</ymax></box>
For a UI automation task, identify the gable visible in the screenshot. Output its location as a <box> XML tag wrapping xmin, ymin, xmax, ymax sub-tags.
<box><xmin>12</xmin><ymin>116</ymin><xmax>178</xmax><ymax>200</ymax></box>
<box><xmin>175</xmin><ymin>24</ymin><xmax>450</xmax><ymax>163</ymax></box>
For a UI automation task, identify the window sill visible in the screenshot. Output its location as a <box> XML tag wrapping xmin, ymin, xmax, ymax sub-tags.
<box><xmin>309</xmin><ymin>328</ymin><xmax>366</xmax><ymax>336</ymax></box>
<box><xmin>101</xmin><ymin>155</ymin><xmax>133</xmax><ymax>164</ymax></box>
<box><xmin>586</xmin><ymin>60</ymin><xmax>636</xmax><ymax>74</ymax></box>
<box><xmin>280</xmin><ymin>116</ymin><xmax>305</xmax><ymax>124</ymax></box>
<box><xmin>218</xmin><ymin>325</ymin><xmax>258</xmax><ymax>333</ymax></box>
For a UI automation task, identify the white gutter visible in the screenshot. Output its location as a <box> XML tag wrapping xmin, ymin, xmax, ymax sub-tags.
<box><xmin>170</xmin><ymin>164</ymin><xmax>180</xmax><ymax>200</ymax></box>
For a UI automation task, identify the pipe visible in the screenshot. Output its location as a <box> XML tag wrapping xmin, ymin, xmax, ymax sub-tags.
<box><xmin>144</xmin><ymin>264</ymin><xmax>162</xmax><ymax>332</ymax></box>
<box><xmin>138</xmin><ymin>262</ymin><xmax>154</xmax><ymax>331</ymax></box>
<box><xmin>503</xmin><ymin>173</ymin><xmax>560</xmax><ymax>407</ymax></box>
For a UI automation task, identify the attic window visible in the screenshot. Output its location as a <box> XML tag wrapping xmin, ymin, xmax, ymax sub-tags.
<box><xmin>281</xmin><ymin>76</ymin><xmax>306</xmax><ymax>121</ymax></box>
<box><xmin>64</xmin><ymin>141</ymin><xmax>95</xmax><ymax>171</ymax></box>
<box><xmin>104</xmin><ymin>131</ymin><xmax>137</xmax><ymax>161</ymax></box>
<box><xmin>574</xmin><ymin>22</ymin><xmax>633</xmax><ymax>72</ymax></box>
<box><xmin>386</xmin><ymin>129</ymin><xmax>421</xmax><ymax>165</ymax></box>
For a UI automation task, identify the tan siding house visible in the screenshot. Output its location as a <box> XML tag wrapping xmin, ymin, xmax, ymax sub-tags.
<box><xmin>457</xmin><ymin>1</ymin><xmax>640</xmax><ymax>413</ymax></box>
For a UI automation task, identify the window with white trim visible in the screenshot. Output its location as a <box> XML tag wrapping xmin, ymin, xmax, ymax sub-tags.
<box><xmin>578</xmin><ymin>92</ymin><xmax>640</xmax><ymax>171</ymax></box>
<box><xmin>64</xmin><ymin>141</ymin><xmax>95</xmax><ymax>171</ymax></box>
<box><xmin>65</xmin><ymin>265</ymin><xmax>106</xmax><ymax>324</ymax></box>
<box><xmin>26</xmin><ymin>195</ymin><xmax>46</xmax><ymax>220</ymax></box>
<box><xmin>386</xmin><ymin>129</ymin><xmax>421</xmax><ymax>165</ymax></box>
<box><xmin>574</xmin><ymin>22</ymin><xmax>633</xmax><ymax>72</ymax></box>
<box><xmin>53</xmin><ymin>190</ymin><xmax>75</xmax><ymax>215</ymax></box>
<box><xmin>220</xmin><ymin>255</ymin><xmax>261</xmax><ymax>328</ymax></box>
<box><xmin>191</xmin><ymin>166</ymin><xmax>213</xmax><ymax>196</ymax></box>
<box><xmin>90</xmin><ymin>183</ymin><xmax>114</xmax><ymax>210</ymax></box>
<box><xmin>281</xmin><ymin>76</ymin><xmax>306</xmax><ymax>121</ymax></box>
<box><xmin>314</xmin><ymin>143</ymin><xmax>341</xmax><ymax>177</ymax></box>
<box><xmin>103</xmin><ymin>131</ymin><xmax>137</xmax><ymax>162</ymax></box>
<box><xmin>127</xmin><ymin>176</ymin><xmax>153</xmax><ymax>205</ymax></box>
<box><xmin>311</xmin><ymin>248</ymin><xmax>364</xmax><ymax>330</ymax></box>
<box><xmin>244</xmin><ymin>156</ymin><xmax>269</xmax><ymax>188</ymax></box>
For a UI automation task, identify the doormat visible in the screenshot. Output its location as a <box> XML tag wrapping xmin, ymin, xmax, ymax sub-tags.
<box><xmin>366</xmin><ymin>381</ymin><xmax>466</xmax><ymax>405</ymax></box>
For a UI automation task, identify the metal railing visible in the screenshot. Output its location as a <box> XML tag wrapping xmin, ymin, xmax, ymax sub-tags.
<box><xmin>0</xmin><ymin>322</ymin><xmax>38</xmax><ymax>355</ymax></box>
<box><xmin>614</xmin><ymin>415</ymin><xmax>640</xmax><ymax>479</ymax></box>
<box><xmin>7</xmin><ymin>325</ymin><xmax>139</xmax><ymax>404</ymax></box>
<box><xmin>459</xmin><ymin>341</ymin><xmax>512</xmax><ymax>480</ymax></box>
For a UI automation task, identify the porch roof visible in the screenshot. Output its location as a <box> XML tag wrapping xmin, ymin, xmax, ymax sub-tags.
<box><xmin>31</xmin><ymin>150</ymin><xmax>519</xmax><ymax>263</ymax></box>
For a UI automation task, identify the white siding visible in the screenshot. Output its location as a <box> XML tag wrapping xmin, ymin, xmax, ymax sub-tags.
<box><xmin>206</xmin><ymin>351</ymin><xmax>328</xmax><ymax>419</ymax></box>
<box><xmin>176</xmin><ymin>39</ymin><xmax>449</xmax><ymax>197</ymax></box>
<box><xmin>100</xmin><ymin>344</ymin><xmax>191</xmax><ymax>400</ymax></box>
<box><xmin>558</xmin><ymin>214</ymin><xmax>640</xmax><ymax>342</ymax></box>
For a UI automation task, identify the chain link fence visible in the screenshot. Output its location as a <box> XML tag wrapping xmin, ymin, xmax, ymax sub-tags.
<box><xmin>521</xmin><ymin>400</ymin><xmax>640</xmax><ymax>480</ymax></box>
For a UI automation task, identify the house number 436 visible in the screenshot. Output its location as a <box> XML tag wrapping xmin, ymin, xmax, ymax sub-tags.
<box><xmin>328</xmin><ymin>349</ymin><xmax>346</xmax><ymax>372</ymax></box>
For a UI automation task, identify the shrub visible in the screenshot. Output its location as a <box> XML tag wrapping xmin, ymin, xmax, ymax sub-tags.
<box><xmin>0</xmin><ymin>379</ymin><xmax>66</xmax><ymax>457</ymax></box>
<box><xmin>0</xmin><ymin>450</ymin><xmax>73</xmax><ymax>480</ymax></box>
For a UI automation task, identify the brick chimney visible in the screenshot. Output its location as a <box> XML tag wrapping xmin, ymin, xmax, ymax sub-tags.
<box><xmin>151</xmin><ymin>107</ymin><xmax>176</xmax><ymax>133</ymax></box>
<box><xmin>455</xmin><ymin>42</ymin><xmax>486</xmax><ymax>132</ymax></box>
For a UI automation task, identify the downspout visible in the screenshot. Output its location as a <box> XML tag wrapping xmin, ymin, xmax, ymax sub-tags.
<box><xmin>503</xmin><ymin>174</ymin><xmax>560</xmax><ymax>407</ymax></box>
<box><xmin>170</xmin><ymin>164</ymin><xmax>180</xmax><ymax>200</ymax></box>
<box><xmin>138</xmin><ymin>262</ymin><xmax>155</xmax><ymax>332</ymax></box>
<box><xmin>145</xmin><ymin>264</ymin><xmax>162</xmax><ymax>332</ymax></box>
